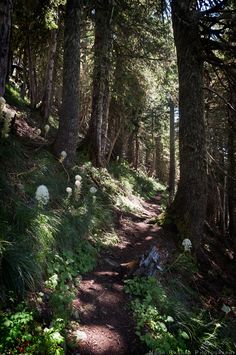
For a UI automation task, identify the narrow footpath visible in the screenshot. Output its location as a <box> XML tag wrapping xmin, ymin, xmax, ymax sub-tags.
<box><xmin>73</xmin><ymin>195</ymin><xmax>175</xmax><ymax>355</ymax></box>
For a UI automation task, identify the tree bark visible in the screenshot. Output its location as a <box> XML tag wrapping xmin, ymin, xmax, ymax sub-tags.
<box><xmin>127</xmin><ymin>131</ymin><xmax>135</xmax><ymax>166</ymax></box>
<box><xmin>168</xmin><ymin>97</ymin><xmax>175</xmax><ymax>203</ymax></box>
<box><xmin>155</xmin><ymin>135</ymin><xmax>167</xmax><ymax>183</ymax></box>
<box><xmin>41</xmin><ymin>28</ymin><xmax>58</xmax><ymax>123</ymax></box>
<box><xmin>0</xmin><ymin>0</ymin><xmax>12</xmax><ymax>96</ymax></box>
<box><xmin>134</xmin><ymin>132</ymin><xmax>139</xmax><ymax>170</ymax></box>
<box><xmin>53</xmin><ymin>0</ymin><xmax>80</xmax><ymax>167</ymax></box>
<box><xmin>20</xmin><ymin>47</ymin><xmax>27</xmax><ymax>99</ymax></box>
<box><xmin>27</xmin><ymin>33</ymin><xmax>38</xmax><ymax>107</ymax></box>
<box><xmin>228</xmin><ymin>87</ymin><xmax>236</xmax><ymax>247</ymax></box>
<box><xmin>88</xmin><ymin>0</ymin><xmax>114</xmax><ymax>167</ymax></box>
<box><xmin>101</xmin><ymin>80</ymin><xmax>110</xmax><ymax>158</ymax></box>
<box><xmin>170</xmin><ymin>0</ymin><xmax>207</xmax><ymax>250</ymax></box>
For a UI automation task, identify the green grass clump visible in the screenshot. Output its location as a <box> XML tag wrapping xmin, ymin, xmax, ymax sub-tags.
<box><xmin>5</xmin><ymin>84</ymin><xmax>29</xmax><ymax>109</ymax></box>
<box><xmin>109</xmin><ymin>161</ymin><xmax>165</xmax><ymax>200</ymax></box>
<box><xmin>0</xmin><ymin>139</ymin><xmax>113</xmax><ymax>299</ymax></box>
<box><xmin>0</xmin><ymin>141</ymin><xmax>164</xmax><ymax>299</ymax></box>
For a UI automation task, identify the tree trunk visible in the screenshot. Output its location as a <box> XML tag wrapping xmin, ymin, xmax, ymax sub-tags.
<box><xmin>206</xmin><ymin>172</ymin><xmax>218</xmax><ymax>226</ymax></box>
<box><xmin>134</xmin><ymin>132</ymin><xmax>139</xmax><ymax>170</ymax></box>
<box><xmin>107</xmin><ymin>125</ymin><xmax>121</xmax><ymax>164</ymax></box>
<box><xmin>20</xmin><ymin>47</ymin><xmax>27</xmax><ymax>99</ymax></box>
<box><xmin>101</xmin><ymin>80</ymin><xmax>110</xmax><ymax>158</ymax></box>
<box><xmin>150</xmin><ymin>149</ymin><xmax>157</xmax><ymax>177</ymax></box>
<box><xmin>127</xmin><ymin>131</ymin><xmax>135</xmax><ymax>166</ymax></box>
<box><xmin>170</xmin><ymin>0</ymin><xmax>207</xmax><ymax>250</ymax></box>
<box><xmin>27</xmin><ymin>33</ymin><xmax>38</xmax><ymax>107</ymax></box>
<box><xmin>145</xmin><ymin>148</ymin><xmax>151</xmax><ymax>175</ymax></box>
<box><xmin>155</xmin><ymin>135</ymin><xmax>166</xmax><ymax>183</ymax></box>
<box><xmin>41</xmin><ymin>28</ymin><xmax>58</xmax><ymax>123</ymax></box>
<box><xmin>88</xmin><ymin>0</ymin><xmax>114</xmax><ymax>167</ymax></box>
<box><xmin>228</xmin><ymin>88</ymin><xmax>236</xmax><ymax>247</ymax></box>
<box><xmin>168</xmin><ymin>97</ymin><xmax>175</xmax><ymax>203</ymax></box>
<box><xmin>0</xmin><ymin>0</ymin><xmax>12</xmax><ymax>96</ymax></box>
<box><xmin>53</xmin><ymin>0</ymin><xmax>80</xmax><ymax>167</ymax></box>
<box><xmin>113</xmin><ymin>123</ymin><xmax>125</xmax><ymax>159</ymax></box>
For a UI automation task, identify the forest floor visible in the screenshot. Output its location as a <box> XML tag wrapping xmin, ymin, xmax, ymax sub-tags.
<box><xmin>73</xmin><ymin>194</ymin><xmax>175</xmax><ymax>355</ymax></box>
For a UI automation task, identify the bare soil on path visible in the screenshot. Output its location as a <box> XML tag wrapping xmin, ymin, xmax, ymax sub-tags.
<box><xmin>73</xmin><ymin>195</ymin><xmax>175</xmax><ymax>355</ymax></box>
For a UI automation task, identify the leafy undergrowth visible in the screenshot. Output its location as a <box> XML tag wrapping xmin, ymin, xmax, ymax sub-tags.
<box><xmin>0</xmin><ymin>121</ymin><xmax>164</xmax><ymax>353</ymax></box>
<box><xmin>124</xmin><ymin>253</ymin><xmax>236</xmax><ymax>354</ymax></box>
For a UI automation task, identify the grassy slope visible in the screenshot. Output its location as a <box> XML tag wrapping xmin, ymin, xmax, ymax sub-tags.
<box><xmin>0</xmin><ymin>86</ymin><xmax>167</xmax><ymax>353</ymax></box>
<box><xmin>0</xmin><ymin>135</ymin><xmax>164</xmax><ymax>298</ymax></box>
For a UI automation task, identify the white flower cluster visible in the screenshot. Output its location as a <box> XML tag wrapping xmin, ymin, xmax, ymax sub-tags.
<box><xmin>60</xmin><ymin>150</ymin><xmax>67</xmax><ymax>163</ymax></box>
<box><xmin>90</xmin><ymin>186</ymin><xmax>97</xmax><ymax>194</ymax></box>
<box><xmin>0</xmin><ymin>96</ymin><xmax>12</xmax><ymax>139</ymax></box>
<box><xmin>35</xmin><ymin>185</ymin><xmax>50</xmax><ymax>205</ymax></box>
<box><xmin>65</xmin><ymin>175</ymin><xmax>83</xmax><ymax>201</ymax></box>
<box><xmin>44</xmin><ymin>124</ymin><xmax>50</xmax><ymax>136</ymax></box>
<box><xmin>0</xmin><ymin>96</ymin><xmax>6</xmax><ymax>113</ymax></box>
<box><xmin>74</xmin><ymin>175</ymin><xmax>82</xmax><ymax>200</ymax></box>
<box><xmin>182</xmin><ymin>238</ymin><xmax>192</xmax><ymax>252</ymax></box>
<box><xmin>75</xmin><ymin>175</ymin><xmax>82</xmax><ymax>190</ymax></box>
<box><xmin>2</xmin><ymin>110</ymin><xmax>13</xmax><ymax>139</ymax></box>
<box><xmin>75</xmin><ymin>174</ymin><xmax>81</xmax><ymax>181</ymax></box>
<box><xmin>66</xmin><ymin>187</ymin><xmax>72</xmax><ymax>198</ymax></box>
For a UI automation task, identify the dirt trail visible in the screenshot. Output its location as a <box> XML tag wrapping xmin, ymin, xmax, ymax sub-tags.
<box><xmin>73</xmin><ymin>195</ymin><xmax>174</xmax><ymax>355</ymax></box>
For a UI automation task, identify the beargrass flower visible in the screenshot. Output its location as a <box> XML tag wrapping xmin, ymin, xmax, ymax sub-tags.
<box><xmin>74</xmin><ymin>180</ymin><xmax>81</xmax><ymax>201</ymax></box>
<box><xmin>44</xmin><ymin>124</ymin><xmax>50</xmax><ymax>136</ymax></box>
<box><xmin>60</xmin><ymin>150</ymin><xmax>67</xmax><ymax>162</ymax></box>
<box><xmin>0</xmin><ymin>96</ymin><xmax>6</xmax><ymax>110</ymax></box>
<box><xmin>90</xmin><ymin>186</ymin><xmax>97</xmax><ymax>194</ymax></box>
<box><xmin>0</xmin><ymin>96</ymin><xmax>6</xmax><ymax>105</ymax></box>
<box><xmin>75</xmin><ymin>180</ymin><xmax>81</xmax><ymax>189</ymax></box>
<box><xmin>66</xmin><ymin>187</ymin><xmax>72</xmax><ymax>197</ymax></box>
<box><xmin>36</xmin><ymin>128</ymin><xmax>41</xmax><ymax>136</ymax></box>
<box><xmin>75</xmin><ymin>174</ymin><xmax>82</xmax><ymax>181</ymax></box>
<box><xmin>35</xmin><ymin>185</ymin><xmax>49</xmax><ymax>205</ymax></box>
<box><xmin>182</xmin><ymin>238</ymin><xmax>192</xmax><ymax>252</ymax></box>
